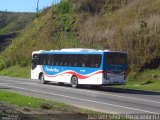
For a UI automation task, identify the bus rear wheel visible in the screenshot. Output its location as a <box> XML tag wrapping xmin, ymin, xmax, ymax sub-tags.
<box><xmin>40</xmin><ymin>74</ymin><xmax>47</xmax><ymax>84</ymax></box>
<box><xmin>71</xmin><ymin>76</ymin><xmax>79</xmax><ymax>88</ymax></box>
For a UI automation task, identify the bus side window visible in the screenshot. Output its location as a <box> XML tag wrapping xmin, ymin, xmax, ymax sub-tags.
<box><xmin>54</xmin><ymin>54</ymin><xmax>58</xmax><ymax>66</ymax></box>
<box><xmin>68</xmin><ymin>54</ymin><xmax>73</xmax><ymax>66</ymax></box>
<box><xmin>64</xmin><ymin>62</ymin><xmax>67</xmax><ymax>66</ymax></box>
<box><xmin>91</xmin><ymin>55</ymin><xmax>101</xmax><ymax>68</ymax></box>
<box><xmin>56</xmin><ymin>62</ymin><xmax>59</xmax><ymax>66</ymax></box>
<box><xmin>96</xmin><ymin>55</ymin><xmax>101</xmax><ymax>68</ymax></box>
<box><xmin>86</xmin><ymin>55</ymin><xmax>92</xmax><ymax>68</ymax></box>
<box><xmin>60</xmin><ymin>61</ymin><xmax>63</xmax><ymax>66</ymax></box>
<box><xmin>32</xmin><ymin>59</ymin><xmax>38</xmax><ymax>69</ymax></box>
<box><xmin>44</xmin><ymin>58</ymin><xmax>47</xmax><ymax>65</ymax></box>
<box><xmin>42</xmin><ymin>54</ymin><xmax>48</xmax><ymax>65</ymax></box>
<box><xmin>57</xmin><ymin>55</ymin><xmax>61</xmax><ymax>66</ymax></box>
<box><xmin>51</xmin><ymin>55</ymin><xmax>54</xmax><ymax>65</ymax></box>
<box><xmin>74</xmin><ymin>62</ymin><xmax>77</xmax><ymax>67</ymax></box>
<box><xmin>82</xmin><ymin>62</ymin><xmax>85</xmax><ymax>67</ymax></box>
<box><xmin>61</xmin><ymin>55</ymin><xmax>66</xmax><ymax>66</ymax></box>
<box><xmin>48</xmin><ymin>55</ymin><xmax>53</xmax><ymax>65</ymax></box>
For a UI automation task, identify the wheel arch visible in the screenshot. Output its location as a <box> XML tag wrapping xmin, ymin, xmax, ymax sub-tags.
<box><xmin>70</xmin><ymin>75</ymin><xmax>79</xmax><ymax>88</ymax></box>
<box><xmin>71</xmin><ymin>74</ymin><xmax>77</xmax><ymax>79</ymax></box>
<box><xmin>70</xmin><ymin>74</ymin><xmax>79</xmax><ymax>82</ymax></box>
<box><xmin>38</xmin><ymin>72</ymin><xmax>43</xmax><ymax>80</ymax></box>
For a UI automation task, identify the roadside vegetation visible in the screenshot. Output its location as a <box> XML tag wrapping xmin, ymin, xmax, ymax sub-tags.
<box><xmin>0</xmin><ymin>0</ymin><xmax>160</xmax><ymax>92</ymax></box>
<box><xmin>0</xmin><ymin>65</ymin><xmax>30</xmax><ymax>78</ymax></box>
<box><xmin>0</xmin><ymin>90</ymin><xmax>86</xmax><ymax>111</ymax></box>
<box><xmin>0</xmin><ymin>90</ymin><xmax>126</xmax><ymax>120</ymax></box>
<box><xmin>116</xmin><ymin>69</ymin><xmax>160</xmax><ymax>92</ymax></box>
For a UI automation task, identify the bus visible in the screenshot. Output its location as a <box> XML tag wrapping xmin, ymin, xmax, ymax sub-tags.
<box><xmin>31</xmin><ymin>48</ymin><xmax>128</xmax><ymax>88</ymax></box>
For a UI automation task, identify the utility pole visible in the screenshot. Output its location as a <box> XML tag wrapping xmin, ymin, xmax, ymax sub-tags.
<box><xmin>36</xmin><ymin>0</ymin><xmax>40</xmax><ymax>17</ymax></box>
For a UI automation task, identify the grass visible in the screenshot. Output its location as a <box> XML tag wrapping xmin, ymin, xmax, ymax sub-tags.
<box><xmin>0</xmin><ymin>89</ymin><xmax>90</xmax><ymax>113</ymax></box>
<box><xmin>114</xmin><ymin>69</ymin><xmax>160</xmax><ymax>92</ymax></box>
<box><xmin>0</xmin><ymin>65</ymin><xmax>30</xmax><ymax>78</ymax></box>
<box><xmin>0</xmin><ymin>90</ymin><xmax>43</xmax><ymax>108</ymax></box>
<box><xmin>0</xmin><ymin>90</ymin><xmax>107</xmax><ymax>119</ymax></box>
<box><xmin>0</xmin><ymin>90</ymin><xmax>84</xmax><ymax>112</ymax></box>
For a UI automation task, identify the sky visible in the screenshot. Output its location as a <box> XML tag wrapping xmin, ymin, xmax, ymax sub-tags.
<box><xmin>0</xmin><ymin>0</ymin><xmax>60</xmax><ymax>12</ymax></box>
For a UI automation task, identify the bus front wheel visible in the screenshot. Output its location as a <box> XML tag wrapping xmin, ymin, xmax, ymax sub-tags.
<box><xmin>40</xmin><ymin>74</ymin><xmax>47</xmax><ymax>84</ymax></box>
<box><xmin>71</xmin><ymin>76</ymin><xmax>79</xmax><ymax>88</ymax></box>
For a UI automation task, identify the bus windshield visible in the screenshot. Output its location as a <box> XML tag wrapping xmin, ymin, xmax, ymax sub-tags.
<box><xmin>106</xmin><ymin>52</ymin><xmax>127</xmax><ymax>65</ymax></box>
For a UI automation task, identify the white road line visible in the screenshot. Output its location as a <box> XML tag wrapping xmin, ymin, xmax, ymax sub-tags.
<box><xmin>0</xmin><ymin>84</ymin><xmax>159</xmax><ymax>114</ymax></box>
<box><xmin>0</xmin><ymin>83</ymin><xmax>11</xmax><ymax>85</ymax></box>
<box><xmin>1</xmin><ymin>78</ymin><xmax>160</xmax><ymax>105</ymax></box>
<box><xmin>46</xmin><ymin>84</ymin><xmax>160</xmax><ymax>104</ymax></box>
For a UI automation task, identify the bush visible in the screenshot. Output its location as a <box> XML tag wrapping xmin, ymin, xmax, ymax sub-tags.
<box><xmin>72</xmin><ymin>0</ymin><xmax>106</xmax><ymax>14</ymax></box>
<box><xmin>0</xmin><ymin>61</ymin><xmax>5</xmax><ymax>70</ymax></box>
<box><xmin>19</xmin><ymin>60</ymin><xmax>30</xmax><ymax>67</ymax></box>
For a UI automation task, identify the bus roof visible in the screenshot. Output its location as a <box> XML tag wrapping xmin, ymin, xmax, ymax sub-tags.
<box><xmin>32</xmin><ymin>48</ymin><xmax>127</xmax><ymax>54</ymax></box>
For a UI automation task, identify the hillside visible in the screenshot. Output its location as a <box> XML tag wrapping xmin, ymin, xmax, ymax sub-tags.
<box><xmin>0</xmin><ymin>11</ymin><xmax>35</xmax><ymax>34</ymax></box>
<box><xmin>0</xmin><ymin>32</ymin><xmax>17</xmax><ymax>51</ymax></box>
<box><xmin>0</xmin><ymin>0</ymin><xmax>160</xmax><ymax>71</ymax></box>
<box><xmin>0</xmin><ymin>11</ymin><xmax>35</xmax><ymax>52</ymax></box>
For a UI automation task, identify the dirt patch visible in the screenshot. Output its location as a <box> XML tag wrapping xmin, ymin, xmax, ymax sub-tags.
<box><xmin>0</xmin><ymin>102</ymin><xmax>89</xmax><ymax>120</ymax></box>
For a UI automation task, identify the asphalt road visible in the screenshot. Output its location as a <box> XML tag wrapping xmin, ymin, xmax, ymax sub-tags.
<box><xmin>0</xmin><ymin>77</ymin><xmax>160</xmax><ymax>114</ymax></box>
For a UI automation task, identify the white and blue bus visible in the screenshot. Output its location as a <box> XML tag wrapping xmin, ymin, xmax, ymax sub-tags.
<box><xmin>31</xmin><ymin>48</ymin><xmax>128</xmax><ymax>88</ymax></box>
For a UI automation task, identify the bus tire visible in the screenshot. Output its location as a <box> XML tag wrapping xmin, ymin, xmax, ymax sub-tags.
<box><xmin>40</xmin><ymin>74</ymin><xmax>47</xmax><ymax>84</ymax></box>
<box><xmin>71</xmin><ymin>76</ymin><xmax>79</xmax><ymax>88</ymax></box>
